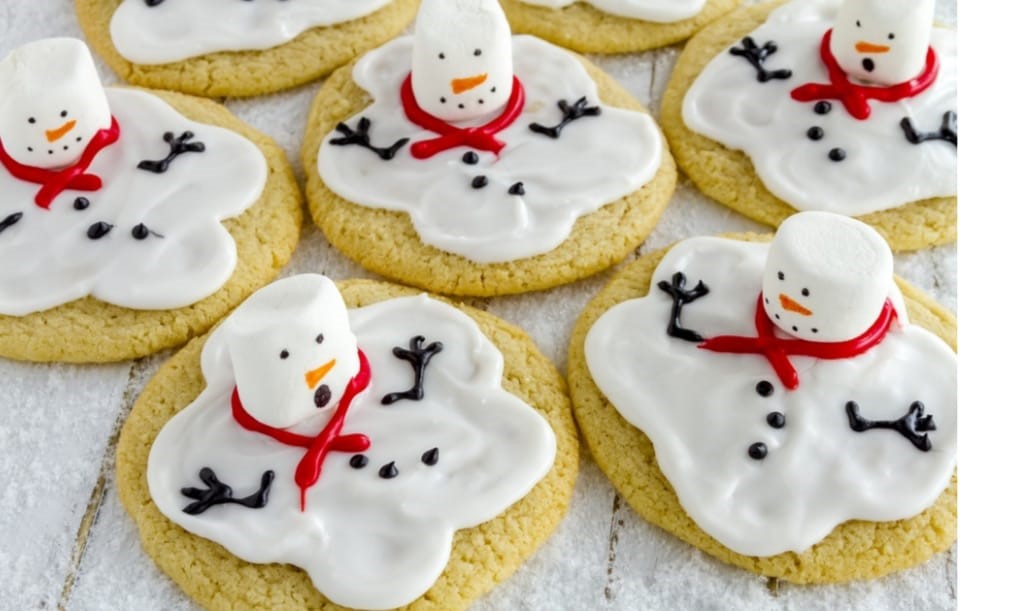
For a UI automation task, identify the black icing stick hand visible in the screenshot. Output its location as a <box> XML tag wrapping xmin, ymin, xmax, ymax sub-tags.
<box><xmin>900</xmin><ymin>111</ymin><xmax>958</xmax><ymax>147</ymax></box>
<box><xmin>529</xmin><ymin>97</ymin><xmax>602</xmax><ymax>139</ymax></box>
<box><xmin>381</xmin><ymin>336</ymin><xmax>444</xmax><ymax>405</ymax></box>
<box><xmin>138</xmin><ymin>131</ymin><xmax>206</xmax><ymax>174</ymax></box>
<box><xmin>845</xmin><ymin>400</ymin><xmax>937</xmax><ymax>452</ymax></box>
<box><xmin>729</xmin><ymin>37</ymin><xmax>793</xmax><ymax>83</ymax></box>
<box><xmin>657</xmin><ymin>272</ymin><xmax>710</xmax><ymax>343</ymax></box>
<box><xmin>181</xmin><ymin>467</ymin><xmax>275</xmax><ymax>515</ymax></box>
<box><xmin>329</xmin><ymin>117</ymin><xmax>409</xmax><ymax>161</ymax></box>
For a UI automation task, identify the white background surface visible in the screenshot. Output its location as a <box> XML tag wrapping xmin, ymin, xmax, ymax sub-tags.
<box><xmin>0</xmin><ymin>1</ymin><xmax>956</xmax><ymax>609</ymax></box>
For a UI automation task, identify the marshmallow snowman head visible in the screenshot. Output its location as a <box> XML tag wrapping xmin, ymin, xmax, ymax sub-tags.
<box><xmin>762</xmin><ymin>212</ymin><xmax>893</xmax><ymax>343</ymax></box>
<box><xmin>225</xmin><ymin>275</ymin><xmax>361</xmax><ymax>430</ymax></box>
<box><xmin>830</xmin><ymin>0</ymin><xmax>935</xmax><ymax>86</ymax></box>
<box><xmin>411</xmin><ymin>0</ymin><xmax>514</xmax><ymax>123</ymax></box>
<box><xmin>0</xmin><ymin>38</ymin><xmax>111</xmax><ymax>169</ymax></box>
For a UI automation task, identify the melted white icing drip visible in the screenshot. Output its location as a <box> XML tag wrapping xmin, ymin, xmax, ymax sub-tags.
<box><xmin>681</xmin><ymin>0</ymin><xmax>957</xmax><ymax>215</ymax></box>
<box><xmin>0</xmin><ymin>88</ymin><xmax>266</xmax><ymax>316</ymax></box>
<box><xmin>317</xmin><ymin>35</ymin><xmax>663</xmax><ymax>264</ymax></box>
<box><xmin>110</xmin><ymin>0</ymin><xmax>394</xmax><ymax>64</ymax></box>
<box><xmin>584</xmin><ymin>237</ymin><xmax>956</xmax><ymax>557</ymax></box>
<box><xmin>148</xmin><ymin>294</ymin><xmax>557</xmax><ymax>610</ymax></box>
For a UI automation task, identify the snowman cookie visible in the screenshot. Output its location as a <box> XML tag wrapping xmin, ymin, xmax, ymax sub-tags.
<box><xmin>499</xmin><ymin>0</ymin><xmax>744</xmax><ymax>54</ymax></box>
<box><xmin>568</xmin><ymin>211</ymin><xmax>956</xmax><ymax>582</ymax></box>
<box><xmin>304</xmin><ymin>0</ymin><xmax>676</xmax><ymax>297</ymax></box>
<box><xmin>661</xmin><ymin>0</ymin><xmax>957</xmax><ymax>251</ymax></box>
<box><xmin>75</xmin><ymin>0</ymin><xmax>420</xmax><ymax>97</ymax></box>
<box><xmin>0</xmin><ymin>38</ymin><xmax>302</xmax><ymax>362</ymax></box>
<box><xmin>118</xmin><ymin>275</ymin><xmax>579</xmax><ymax>610</ymax></box>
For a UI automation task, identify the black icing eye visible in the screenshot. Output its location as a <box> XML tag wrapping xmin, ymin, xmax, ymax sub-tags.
<box><xmin>316</xmin><ymin>333</ymin><xmax>324</xmax><ymax>344</ymax></box>
<box><xmin>438</xmin><ymin>52</ymin><xmax>445</xmax><ymax>60</ymax></box>
<box><xmin>28</xmin><ymin>117</ymin><xmax>35</xmax><ymax>124</ymax></box>
<box><xmin>777</xmin><ymin>271</ymin><xmax>785</xmax><ymax>281</ymax></box>
<box><xmin>888</xmin><ymin>33</ymin><xmax>895</xmax><ymax>40</ymax></box>
<box><xmin>856</xmin><ymin>20</ymin><xmax>861</xmax><ymax>27</ymax></box>
<box><xmin>474</xmin><ymin>49</ymin><xmax>482</xmax><ymax>56</ymax></box>
<box><xmin>801</xmin><ymin>288</ymin><xmax>810</xmax><ymax>297</ymax></box>
<box><xmin>60</xmin><ymin>110</ymin><xmax>68</xmax><ymax>118</ymax></box>
<box><xmin>280</xmin><ymin>349</ymin><xmax>290</xmax><ymax>360</ymax></box>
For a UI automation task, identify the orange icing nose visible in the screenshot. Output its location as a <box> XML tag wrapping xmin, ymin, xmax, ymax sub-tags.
<box><xmin>779</xmin><ymin>294</ymin><xmax>813</xmax><ymax>316</ymax></box>
<box><xmin>45</xmin><ymin>119</ymin><xmax>76</xmax><ymax>143</ymax></box>
<box><xmin>304</xmin><ymin>359</ymin><xmax>336</xmax><ymax>389</ymax></box>
<box><xmin>855</xmin><ymin>41</ymin><xmax>891</xmax><ymax>54</ymax></box>
<box><xmin>451</xmin><ymin>73</ymin><xmax>488</xmax><ymax>94</ymax></box>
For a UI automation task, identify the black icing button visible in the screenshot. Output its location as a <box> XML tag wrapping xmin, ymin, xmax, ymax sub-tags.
<box><xmin>748</xmin><ymin>442</ymin><xmax>768</xmax><ymax>460</ymax></box>
<box><xmin>73</xmin><ymin>196</ymin><xmax>90</xmax><ymax>211</ymax></box>
<box><xmin>462</xmin><ymin>151</ymin><xmax>479</xmax><ymax>165</ymax></box>
<box><xmin>471</xmin><ymin>175</ymin><xmax>489</xmax><ymax>189</ymax></box>
<box><xmin>131</xmin><ymin>223</ymin><xmax>150</xmax><ymax>240</ymax></box>
<box><xmin>814</xmin><ymin>101</ymin><xmax>832</xmax><ymax>115</ymax></box>
<box><xmin>767</xmin><ymin>412</ymin><xmax>786</xmax><ymax>429</ymax></box>
<box><xmin>828</xmin><ymin>148</ymin><xmax>847</xmax><ymax>162</ymax></box>
<box><xmin>350</xmin><ymin>454</ymin><xmax>369</xmax><ymax>469</ymax></box>
<box><xmin>422</xmin><ymin>448</ymin><xmax>439</xmax><ymax>466</ymax></box>
<box><xmin>87</xmin><ymin>222</ymin><xmax>113</xmax><ymax>240</ymax></box>
<box><xmin>806</xmin><ymin>126</ymin><xmax>824</xmax><ymax>141</ymax></box>
<box><xmin>756</xmin><ymin>381</ymin><xmax>774</xmax><ymax>397</ymax></box>
<box><xmin>508</xmin><ymin>182</ymin><xmax>525</xmax><ymax>196</ymax></box>
<box><xmin>379</xmin><ymin>461</ymin><xmax>399</xmax><ymax>479</ymax></box>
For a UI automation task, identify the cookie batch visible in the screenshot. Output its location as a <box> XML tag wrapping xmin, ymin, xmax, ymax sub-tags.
<box><xmin>1</xmin><ymin>0</ymin><xmax>957</xmax><ymax>609</ymax></box>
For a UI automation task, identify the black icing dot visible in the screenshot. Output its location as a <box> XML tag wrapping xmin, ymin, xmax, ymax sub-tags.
<box><xmin>764</xmin><ymin>297</ymin><xmax>770</xmax><ymax>304</ymax></box>
<box><xmin>48</xmin><ymin>150</ymin><xmax>53</xmax><ymax>155</ymax></box>
<box><xmin>748</xmin><ymin>443</ymin><xmax>768</xmax><ymax>460</ymax></box>
<box><xmin>350</xmin><ymin>454</ymin><xmax>369</xmax><ymax>469</ymax></box>
<box><xmin>814</xmin><ymin>101</ymin><xmax>832</xmax><ymax>115</ymax></box>
<box><xmin>491</xmin><ymin>86</ymin><xmax>497</xmax><ymax>93</ymax></box>
<box><xmin>73</xmin><ymin>197</ymin><xmax>90</xmax><ymax>211</ymax></box>
<box><xmin>862</xmin><ymin>58</ymin><xmax>875</xmax><ymax>73</ymax></box>
<box><xmin>777</xmin><ymin>271</ymin><xmax>785</xmax><ymax>280</ymax></box>
<box><xmin>61</xmin><ymin>110</ymin><xmax>68</xmax><ymax>118</ymax></box>
<box><xmin>462</xmin><ymin>151</ymin><xmax>479</xmax><ymax>165</ymax></box>
<box><xmin>86</xmin><ymin>222</ymin><xmax>112</xmax><ymax>240</ymax></box>
<box><xmin>807</xmin><ymin>126</ymin><xmax>824</xmax><ymax>141</ymax></box>
<box><xmin>63</xmin><ymin>145</ymin><xmax>68</xmax><ymax>151</ymax></box>
<box><xmin>440</xmin><ymin>97</ymin><xmax>446</xmax><ymax>104</ymax></box>
<box><xmin>28</xmin><ymin>117</ymin><xmax>35</xmax><ymax>124</ymax></box>
<box><xmin>27</xmin><ymin>147</ymin><xmax>33</xmax><ymax>152</ymax></box>
<box><xmin>379</xmin><ymin>461</ymin><xmax>399</xmax><ymax>479</ymax></box>
<box><xmin>801</xmin><ymin>288</ymin><xmax>810</xmax><ymax>297</ymax></box>
<box><xmin>829</xmin><ymin>148</ymin><xmax>847</xmax><ymax>162</ymax></box>
<box><xmin>889</xmin><ymin>33</ymin><xmax>895</xmax><ymax>40</ymax></box>
<box><xmin>471</xmin><ymin>175</ymin><xmax>489</xmax><ymax>189</ymax></box>
<box><xmin>458</xmin><ymin>103</ymin><xmax>465</xmax><ymax>109</ymax></box>
<box><xmin>812</xmin><ymin>328</ymin><xmax>819</xmax><ymax>334</ymax></box>
<box><xmin>438</xmin><ymin>53</ymin><xmax>445</xmax><ymax>60</ymax></box>
<box><xmin>508</xmin><ymin>182</ymin><xmax>525</xmax><ymax>196</ymax></box>
<box><xmin>767</xmin><ymin>412</ymin><xmax>786</xmax><ymax>429</ymax></box>
<box><xmin>774</xmin><ymin>313</ymin><xmax>781</xmax><ymax>320</ymax></box>
<box><xmin>756</xmin><ymin>381</ymin><xmax>774</xmax><ymax>397</ymax></box>
<box><xmin>316</xmin><ymin>333</ymin><xmax>325</xmax><ymax>344</ymax></box>
<box><xmin>478</xmin><ymin>99</ymin><xmax>485</xmax><ymax>105</ymax></box>
<box><xmin>474</xmin><ymin>49</ymin><xmax>482</xmax><ymax>56</ymax></box>
<box><xmin>856</xmin><ymin>20</ymin><xmax>861</xmax><ymax>27</ymax></box>
<box><xmin>792</xmin><ymin>326</ymin><xmax>799</xmax><ymax>332</ymax></box>
<box><xmin>422</xmin><ymin>448</ymin><xmax>439</xmax><ymax>466</ymax></box>
<box><xmin>280</xmin><ymin>350</ymin><xmax>289</xmax><ymax>360</ymax></box>
<box><xmin>76</xmin><ymin>137</ymin><xmax>82</xmax><ymax>142</ymax></box>
<box><xmin>131</xmin><ymin>224</ymin><xmax>150</xmax><ymax>240</ymax></box>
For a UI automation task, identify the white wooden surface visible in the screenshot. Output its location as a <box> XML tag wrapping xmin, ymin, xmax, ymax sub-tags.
<box><xmin>0</xmin><ymin>1</ymin><xmax>957</xmax><ymax>609</ymax></box>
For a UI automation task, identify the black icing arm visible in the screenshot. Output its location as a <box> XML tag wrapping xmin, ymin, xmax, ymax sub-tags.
<box><xmin>138</xmin><ymin>131</ymin><xmax>206</xmax><ymax>174</ymax></box>
<box><xmin>845</xmin><ymin>400</ymin><xmax>937</xmax><ymax>452</ymax></box>
<box><xmin>657</xmin><ymin>272</ymin><xmax>710</xmax><ymax>343</ymax></box>
<box><xmin>329</xmin><ymin>118</ymin><xmax>410</xmax><ymax>160</ymax></box>
<box><xmin>181</xmin><ymin>467</ymin><xmax>275</xmax><ymax>515</ymax></box>
<box><xmin>529</xmin><ymin>97</ymin><xmax>601</xmax><ymax>139</ymax></box>
<box><xmin>900</xmin><ymin>111</ymin><xmax>957</xmax><ymax>147</ymax></box>
<box><xmin>730</xmin><ymin>37</ymin><xmax>793</xmax><ymax>83</ymax></box>
<box><xmin>381</xmin><ymin>336</ymin><xmax>444</xmax><ymax>405</ymax></box>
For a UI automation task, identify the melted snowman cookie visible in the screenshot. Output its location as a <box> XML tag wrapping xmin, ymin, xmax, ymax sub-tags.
<box><xmin>75</xmin><ymin>0</ymin><xmax>420</xmax><ymax>97</ymax></box>
<box><xmin>569</xmin><ymin>212</ymin><xmax>957</xmax><ymax>581</ymax></box>
<box><xmin>305</xmin><ymin>0</ymin><xmax>676</xmax><ymax>296</ymax></box>
<box><xmin>499</xmin><ymin>0</ymin><xmax>744</xmax><ymax>54</ymax></box>
<box><xmin>0</xmin><ymin>38</ymin><xmax>302</xmax><ymax>362</ymax></box>
<box><xmin>121</xmin><ymin>276</ymin><xmax>578</xmax><ymax>610</ymax></box>
<box><xmin>662</xmin><ymin>0</ymin><xmax>957</xmax><ymax>250</ymax></box>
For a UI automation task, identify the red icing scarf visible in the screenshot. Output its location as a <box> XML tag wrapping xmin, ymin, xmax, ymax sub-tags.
<box><xmin>698</xmin><ymin>295</ymin><xmax>898</xmax><ymax>390</ymax></box>
<box><xmin>231</xmin><ymin>349</ymin><xmax>372</xmax><ymax>510</ymax></box>
<box><xmin>790</xmin><ymin>29</ymin><xmax>939</xmax><ymax>120</ymax></box>
<box><xmin>400</xmin><ymin>74</ymin><xmax>526</xmax><ymax>159</ymax></box>
<box><xmin>0</xmin><ymin>117</ymin><xmax>121</xmax><ymax>209</ymax></box>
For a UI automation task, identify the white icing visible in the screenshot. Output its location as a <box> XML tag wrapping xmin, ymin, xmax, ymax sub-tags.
<box><xmin>0</xmin><ymin>38</ymin><xmax>111</xmax><ymax>169</ymax></box>
<box><xmin>516</xmin><ymin>0</ymin><xmax>706</xmax><ymax>23</ymax></box>
<box><xmin>584</xmin><ymin>236</ymin><xmax>956</xmax><ymax>557</ymax></box>
<box><xmin>0</xmin><ymin>88</ymin><xmax>267</xmax><ymax>316</ymax></box>
<box><xmin>148</xmin><ymin>276</ymin><xmax>557</xmax><ymax>610</ymax></box>
<box><xmin>761</xmin><ymin>211</ymin><xmax>894</xmax><ymax>342</ymax></box>
<box><xmin>682</xmin><ymin>0</ymin><xmax>957</xmax><ymax>216</ymax></box>
<box><xmin>412</xmin><ymin>0</ymin><xmax>514</xmax><ymax>122</ymax></box>
<box><xmin>317</xmin><ymin>35</ymin><xmax>663</xmax><ymax>263</ymax></box>
<box><xmin>110</xmin><ymin>0</ymin><xmax>395</xmax><ymax>65</ymax></box>
<box><xmin>830</xmin><ymin>0</ymin><xmax>935</xmax><ymax>86</ymax></box>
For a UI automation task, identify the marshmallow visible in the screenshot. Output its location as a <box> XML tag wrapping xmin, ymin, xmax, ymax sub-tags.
<box><xmin>761</xmin><ymin>212</ymin><xmax>893</xmax><ymax>342</ymax></box>
<box><xmin>411</xmin><ymin>0</ymin><xmax>514</xmax><ymax>122</ymax></box>
<box><xmin>830</xmin><ymin>0</ymin><xmax>935</xmax><ymax>86</ymax></box>
<box><xmin>222</xmin><ymin>275</ymin><xmax>361</xmax><ymax>429</ymax></box>
<box><xmin>0</xmin><ymin>38</ymin><xmax>112</xmax><ymax>169</ymax></box>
